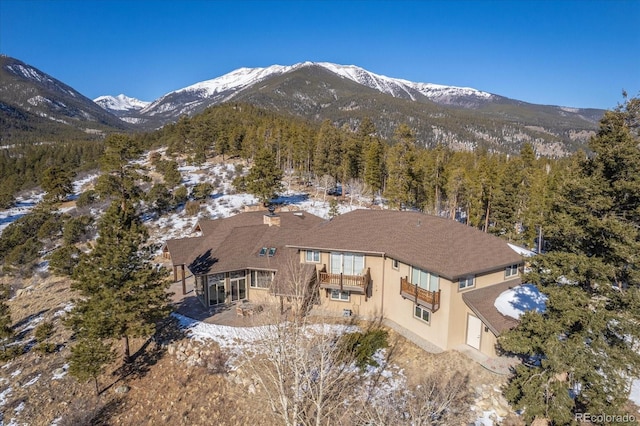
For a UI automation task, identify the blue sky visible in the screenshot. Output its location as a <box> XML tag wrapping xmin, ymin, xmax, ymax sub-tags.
<box><xmin>1</xmin><ymin>0</ymin><xmax>638</xmax><ymax>109</ymax></box>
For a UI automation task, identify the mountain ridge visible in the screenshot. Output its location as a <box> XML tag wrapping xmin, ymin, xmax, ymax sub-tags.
<box><xmin>0</xmin><ymin>55</ymin><xmax>129</xmax><ymax>141</ymax></box>
<box><xmin>0</xmin><ymin>55</ymin><xmax>603</xmax><ymax>155</ymax></box>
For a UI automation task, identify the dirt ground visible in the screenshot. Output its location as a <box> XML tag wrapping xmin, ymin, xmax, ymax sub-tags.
<box><xmin>1</xmin><ymin>273</ymin><xmax>516</xmax><ymax>426</ymax></box>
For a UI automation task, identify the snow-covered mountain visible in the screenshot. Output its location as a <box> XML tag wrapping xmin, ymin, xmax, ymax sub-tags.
<box><xmin>137</xmin><ymin>62</ymin><xmax>496</xmax><ymax>120</ymax></box>
<box><xmin>93</xmin><ymin>94</ymin><xmax>151</xmax><ymax>124</ymax></box>
<box><xmin>88</xmin><ymin>60</ymin><xmax>601</xmax><ymax>155</ymax></box>
<box><xmin>94</xmin><ymin>94</ymin><xmax>150</xmax><ymax>112</ymax></box>
<box><xmin>314</xmin><ymin>62</ymin><xmax>494</xmax><ymax>104</ymax></box>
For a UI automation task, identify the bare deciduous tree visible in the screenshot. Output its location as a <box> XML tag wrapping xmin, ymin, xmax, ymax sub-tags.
<box><xmin>346</xmin><ymin>178</ymin><xmax>368</xmax><ymax>207</ymax></box>
<box><xmin>355</xmin><ymin>371</ymin><xmax>473</xmax><ymax>425</ymax></box>
<box><xmin>247</xmin><ymin>251</ymin><xmax>361</xmax><ymax>426</ymax></box>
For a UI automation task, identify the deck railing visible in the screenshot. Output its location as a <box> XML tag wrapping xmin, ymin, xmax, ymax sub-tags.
<box><xmin>400</xmin><ymin>277</ymin><xmax>441</xmax><ymax>312</ymax></box>
<box><xmin>318</xmin><ymin>271</ymin><xmax>366</xmax><ymax>291</ymax></box>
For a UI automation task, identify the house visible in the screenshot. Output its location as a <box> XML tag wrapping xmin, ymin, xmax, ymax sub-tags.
<box><xmin>163</xmin><ymin>209</ymin><xmax>524</xmax><ymax>357</ymax></box>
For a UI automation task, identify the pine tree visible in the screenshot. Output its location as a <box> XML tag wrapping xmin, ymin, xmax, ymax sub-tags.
<box><xmin>499</xmin><ymin>97</ymin><xmax>640</xmax><ymax>424</ymax></box>
<box><xmin>40</xmin><ymin>166</ymin><xmax>74</xmax><ymax>203</ymax></box>
<box><xmin>384</xmin><ymin>124</ymin><xmax>418</xmax><ymax>209</ymax></box>
<box><xmin>313</xmin><ymin>120</ymin><xmax>343</xmax><ymax>183</ymax></box>
<box><xmin>363</xmin><ymin>139</ymin><xmax>384</xmax><ymax>202</ymax></box>
<box><xmin>245</xmin><ymin>147</ymin><xmax>283</xmax><ymax>205</ymax></box>
<box><xmin>68</xmin><ymin>202</ymin><xmax>171</xmax><ymax>363</ymax></box>
<box><xmin>68</xmin><ymin>337</ymin><xmax>115</xmax><ymax>395</ymax></box>
<box><xmin>94</xmin><ymin>134</ymin><xmax>148</xmax><ymax>210</ymax></box>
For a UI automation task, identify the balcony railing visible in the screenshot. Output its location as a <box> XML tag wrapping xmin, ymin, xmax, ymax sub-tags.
<box><xmin>318</xmin><ymin>267</ymin><xmax>370</xmax><ymax>297</ymax></box>
<box><xmin>400</xmin><ymin>277</ymin><xmax>441</xmax><ymax>312</ymax></box>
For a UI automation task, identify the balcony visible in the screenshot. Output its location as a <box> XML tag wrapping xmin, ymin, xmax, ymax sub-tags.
<box><xmin>400</xmin><ymin>277</ymin><xmax>441</xmax><ymax>312</ymax></box>
<box><xmin>318</xmin><ymin>267</ymin><xmax>370</xmax><ymax>297</ymax></box>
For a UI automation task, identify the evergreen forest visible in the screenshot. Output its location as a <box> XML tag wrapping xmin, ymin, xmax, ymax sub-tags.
<box><xmin>0</xmin><ymin>96</ymin><xmax>638</xmax><ymax>424</ymax></box>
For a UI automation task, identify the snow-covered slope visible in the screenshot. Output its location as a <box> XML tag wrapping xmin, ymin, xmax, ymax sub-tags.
<box><xmin>94</xmin><ymin>94</ymin><xmax>150</xmax><ymax>111</ymax></box>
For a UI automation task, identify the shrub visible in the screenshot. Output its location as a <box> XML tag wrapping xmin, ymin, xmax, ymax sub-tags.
<box><xmin>35</xmin><ymin>342</ymin><xmax>57</xmax><ymax>354</ymax></box>
<box><xmin>339</xmin><ymin>328</ymin><xmax>388</xmax><ymax>370</ymax></box>
<box><xmin>172</xmin><ymin>185</ymin><xmax>188</xmax><ymax>205</ymax></box>
<box><xmin>191</xmin><ymin>182</ymin><xmax>214</xmax><ymax>201</ymax></box>
<box><xmin>0</xmin><ymin>345</ymin><xmax>23</xmax><ymax>362</ymax></box>
<box><xmin>75</xmin><ymin>190</ymin><xmax>97</xmax><ymax>208</ymax></box>
<box><xmin>34</xmin><ymin>321</ymin><xmax>54</xmax><ymax>342</ymax></box>
<box><xmin>185</xmin><ymin>201</ymin><xmax>201</xmax><ymax>216</ymax></box>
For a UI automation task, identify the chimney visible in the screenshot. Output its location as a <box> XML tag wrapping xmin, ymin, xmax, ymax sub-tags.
<box><xmin>264</xmin><ymin>204</ymin><xmax>280</xmax><ymax>227</ymax></box>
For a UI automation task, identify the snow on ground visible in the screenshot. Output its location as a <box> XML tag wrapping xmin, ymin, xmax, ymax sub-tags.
<box><xmin>494</xmin><ymin>283</ymin><xmax>547</xmax><ymax>319</ymax></box>
<box><xmin>0</xmin><ymin>195</ymin><xmax>42</xmax><ymax>235</ymax></box>
<box><xmin>52</xmin><ymin>364</ymin><xmax>69</xmax><ymax>380</ymax></box>
<box><xmin>173</xmin><ymin>313</ymin><xmax>360</xmax><ymax>367</ymax></box>
<box><xmin>630</xmin><ymin>379</ymin><xmax>640</xmax><ymax>411</ymax></box>
<box><xmin>22</xmin><ymin>374</ymin><xmax>40</xmax><ymax>387</ymax></box>
<box><xmin>0</xmin><ymin>386</ymin><xmax>12</xmax><ymax>406</ymax></box>
<box><xmin>474</xmin><ymin>410</ymin><xmax>503</xmax><ymax>426</ymax></box>
<box><xmin>53</xmin><ymin>302</ymin><xmax>74</xmax><ymax>318</ymax></box>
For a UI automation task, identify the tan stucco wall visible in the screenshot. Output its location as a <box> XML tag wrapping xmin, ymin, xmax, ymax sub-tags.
<box><xmin>381</xmin><ymin>257</ymin><xmax>452</xmax><ymax>350</ymax></box>
<box><xmin>246</xmin><ymin>286</ymin><xmax>273</xmax><ymax>304</ymax></box>
<box><xmin>297</xmin><ymin>249</ymin><xmax>519</xmax><ymax>357</ymax></box>
<box><xmin>307</xmin><ymin>251</ymin><xmax>385</xmax><ymax>319</ymax></box>
<box><xmin>447</xmin><ymin>269</ymin><xmax>516</xmax><ymax>351</ymax></box>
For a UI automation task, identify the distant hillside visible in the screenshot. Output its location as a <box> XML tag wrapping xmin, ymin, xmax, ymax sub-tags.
<box><xmin>0</xmin><ymin>55</ymin><xmax>129</xmax><ymax>143</ymax></box>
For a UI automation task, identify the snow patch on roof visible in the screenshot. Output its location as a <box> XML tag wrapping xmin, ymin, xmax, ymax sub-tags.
<box><xmin>507</xmin><ymin>243</ymin><xmax>536</xmax><ymax>257</ymax></box>
<box><xmin>494</xmin><ymin>284</ymin><xmax>547</xmax><ymax>319</ymax></box>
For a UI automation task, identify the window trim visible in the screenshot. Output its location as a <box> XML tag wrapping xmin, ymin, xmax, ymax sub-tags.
<box><xmin>458</xmin><ymin>276</ymin><xmax>475</xmax><ymax>290</ymax></box>
<box><xmin>411</xmin><ymin>267</ymin><xmax>439</xmax><ymax>291</ymax></box>
<box><xmin>250</xmin><ymin>270</ymin><xmax>273</xmax><ymax>289</ymax></box>
<box><xmin>414</xmin><ymin>305</ymin><xmax>431</xmax><ymax>324</ymax></box>
<box><xmin>330</xmin><ymin>252</ymin><xmax>365</xmax><ymax>275</ymax></box>
<box><xmin>330</xmin><ymin>289</ymin><xmax>350</xmax><ymax>302</ymax></box>
<box><xmin>505</xmin><ymin>264</ymin><xmax>519</xmax><ymax>278</ymax></box>
<box><xmin>305</xmin><ymin>250</ymin><xmax>320</xmax><ymax>263</ymax></box>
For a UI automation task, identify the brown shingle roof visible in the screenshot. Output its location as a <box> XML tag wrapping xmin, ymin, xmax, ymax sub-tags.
<box><xmin>462</xmin><ymin>278</ymin><xmax>522</xmax><ymax>336</ymax></box>
<box><xmin>287</xmin><ymin>210</ymin><xmax>523</xmax><ymax>280</ymax></box>
<box><xmin>164</xmin><ymin>237</ymin><xmax>204</xmax><ymax>266</ymax></box>
<box><xmin>174</xmin><ymin>211</ymin><xmax>323</xmax><ymax>275</ymax></box>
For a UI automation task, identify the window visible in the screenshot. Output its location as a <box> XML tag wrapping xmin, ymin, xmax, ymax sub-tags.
<box><xmin>250</xmin><ymin>270</ymin><xmax>274</xmax><ymax>288</ymax></box>
<box><xmin>411</xmin><ymin>267</ymin><xmax>439</xmax><ymax>291</ymax></box>
<box><xmin>459</xmin><ymin>276</ymin><xmax>475</xmax><ymax>290</ymax></box>
<box><xmin>414</xmin><ymin>305</ymin><xmax>430</xmax><ymax>323</ymax></box>
<box><xmin>267</xmin><ymin>247</ymin><xmax>276</xmax><ymax>257</ymax></box>
<box><xmin>259</xmin><ymin>247</ymin><xmax>267</xmax><ymax>256</ymax></box>
<box><xmin>330</xmin><ymin>252</ymin><xmax>365</xmax><ymax>275</ymax></box>
<box><xmin>330</xmin><ymin>289</ymin><xmax>350</xmax><ymax>301</ymax></box>
<box><xmin>505</xmin><ymin>264</ymin><xmax>519</xmax><ymax>278</ymax></box>
<box><xmin>392</xmin><ymin>259</ymin><xmax>399</xmax><ymax>270</ymax></box>
<box><xmin>305</xmin><ymin>250</ymin><xmax>320</xmax><ymax>263</ymax></box>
